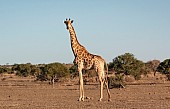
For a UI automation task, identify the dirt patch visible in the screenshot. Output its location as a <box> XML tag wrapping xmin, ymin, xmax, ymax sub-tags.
<box><xmin>0</xmin><ymin>77</ymin><xmax>170</xmax><ymax>109</ymax></box>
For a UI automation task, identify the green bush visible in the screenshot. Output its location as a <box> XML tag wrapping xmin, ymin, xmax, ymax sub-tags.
<box><xmin>37</xmin><ymin>62</ymin><xmax>70</xmax><ymax>81</ymax></box>
<box><xmin>69</xmin><ymin>65</ymin><xmax>77</xmax><ymax>78</ymax></box>
<box><xmin>145</xmin><ymin>60</ymin><xmax>160</xmax><ymax>75</ymax></box>
<box><xmin>109</xmin><ymin>53</ymin><xmax>146</xmax><ymax>80</ymax></box>
<box><xmin>12</xmin><ymin>63</ymin><xmax>31</xmax><ymax>77</ymax></box>
<box><xmin>167</xmin><ymin>74</ymin><xmax>170</xmax><ymax>81</ymax></box>
<box><xmin>108</xmin><ymin>74</ymin><xmax>125</xmax><ymax>88</ymax></box>
<box><xmin>12</xmin><ymin>63</ymin><xmax>39</xmax><ymax>77</ymax></box>
<box><xmin>157</xmin><ymin>59</ymin><xmax>170</xmax><ymax>80</ymax></box>
<box><xmin>0</xmin><ymin>66</ymin><xmax>12</xmax><ymax>74</ymax></box>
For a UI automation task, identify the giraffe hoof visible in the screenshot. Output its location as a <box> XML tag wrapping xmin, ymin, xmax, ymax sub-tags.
<box><xmin>78</xmin><ymin>99</ymin><xmax>81</xmax><ymax>101</ymax></box>
<box><xmin>85</xmin><ymin>96</ymin><xmax>91</xmax><ymax>99</ymax></box>
<box><xmin>78</xmin><ymin>97</ymin><xmax>84</xmax><ymax>101</ymax></box>
<box><xmin>108</xmin><ymin>99</ymin><xmax>111</xmax><ymax>102</ymax></box>
<box><xmin>98</xmin><ymin>98</ymin><xmax>102</xmax><ymax>101</ymax></box>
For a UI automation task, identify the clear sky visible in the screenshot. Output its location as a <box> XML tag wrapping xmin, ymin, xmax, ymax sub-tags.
<box><xmin>0</xmin><ymin>0</ymin><xmax>170</xmax><ymax>65</ymax></box>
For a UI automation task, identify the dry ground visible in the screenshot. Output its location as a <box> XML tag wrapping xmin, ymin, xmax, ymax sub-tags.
<box><xmin>0</xmin><ymin>75</ymin><xmax>170</xmax><ymax>109</ymax></box>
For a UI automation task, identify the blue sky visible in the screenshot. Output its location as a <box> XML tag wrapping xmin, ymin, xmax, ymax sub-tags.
<box><xmin>0</xmin><ymin>0</ymin><xmax>170</xmax><ymax>65</ymax></box>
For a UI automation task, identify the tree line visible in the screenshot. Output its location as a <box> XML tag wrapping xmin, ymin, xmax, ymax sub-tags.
<box><xmin>0</xmin><ymin>53</ymin><xmax>170</xmax><ymax>82</ymax></box>
<box><xmin>0</xmin><ymin>63</ymin><xmax>70</xmax><ymax>82</ymax></box>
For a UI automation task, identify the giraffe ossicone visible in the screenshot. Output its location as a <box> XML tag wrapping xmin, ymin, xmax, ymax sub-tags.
<box><xmin>64</xmin><ymin>18</ymin><xmax>111</xmax><ymax>101</ymax></box>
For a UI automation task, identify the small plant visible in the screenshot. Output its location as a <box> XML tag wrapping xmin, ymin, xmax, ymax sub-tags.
<box><xmin>157</xmin><ymin>59</ymin><xmax>170</xmax><ymax>81</ymax></box>
<box><xmin>1</xmin><ymin>78</ymin><xmax>6</xmax><ymax>81</ymax></box>
<box><xmin>108</xmin><ymin>74</ymin><xmax>125</xmax><ymax>89</ymax></box>
<box><xmin>167</xmin><ymin>74</ymin><xmax>170</xmax><ymax>81</ymax></box>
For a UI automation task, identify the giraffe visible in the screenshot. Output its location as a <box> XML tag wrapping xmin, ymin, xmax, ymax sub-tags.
<box><xmin>64</xmin><ymin>18</ymin><xmax>111</xmax><ymax>101</ymax></box>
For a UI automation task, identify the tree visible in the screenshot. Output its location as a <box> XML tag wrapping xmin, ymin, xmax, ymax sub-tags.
<box><xmin>69</xmin><ymin>65</ymin><xmax>78</xmax><ymax>78</ymax></box>
<box><xmin>38</xmin><ymin>62</ymin><xmax>69</xmax><ymax>86</ymax></box>
<box><xmin>0</xmin><ymin>67</ymin><xmax>4</xmax><ymax>73</ymax></box>
<box><xmin>0</xmin><ymin>66</ymin><xmax>12</xmax><ymax>74</ymax></box>
<box><xmin>157</xmin><ymin>59</ymin><xmax>170</xmax><ymax>80</ymax></box>
<box><xmin>30</xmin><ymin>65</ymin><xmax>41</xmax><ymax>77</ymax></box>
<box><xmin>12</xmin><ymin>63</ymin><xmax>39</xmax><ymax>77</ymax></box>
<box><xmin>145</xmin><ymin>60</ymin><xmax>160</xmax><ymax>76</ymax></box>
<box><xmin>109</xmin><ymin>53</ymin><xmax>146</xmax><ymax>80</ymax></box>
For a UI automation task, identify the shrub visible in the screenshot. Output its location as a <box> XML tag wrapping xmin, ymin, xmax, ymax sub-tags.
<box><xmin>145</xmin><ymin>60</ymin><xmax>160</xmax><ymax>75</ymax></box>
<box><xmin>108</xmin><ymin>53</ymin><xmax>146</xmax><ymax>80</ymax></box>
<box><xmin>167</xmin><ymin>74</ymin><xmax>170</xmax><ymax>81</ymax></box>
<box><xmin>12</xmin><ymin>63</ymin><xmax>39</xmax><ymax>77</ymax></box>
<box><xmin>108</xmin><ymin>74</ymin><xmax>125</xmax><ymax>88</ymax></box>
<box><xmin>13</xmin><ymin>63</ymin><xmax>31</xmax><ymax>77</ymax></box>
<box><xmin>124</xmin><ymin>75</ymin><xmax>135</xmax><ymax>83</ymax></box>
<box><xmin>37</xmin><ymin>62</ymin><xmax>70</xmax><ymax>82</ymax></box>
<box><xmin>157</xmin><ymin>59</ymin><xmax>170</xmax><ymax>80</ymax></box>
<box><xmin>69</xmin><ymin>65</ymin><xmax>78</xmax><ymax>78</ymax></box>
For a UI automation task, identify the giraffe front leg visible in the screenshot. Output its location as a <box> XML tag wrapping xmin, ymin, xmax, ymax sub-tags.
<box><xmin>99</xmin><ymin>80</ymin><xmax>104</xmax><ymax>101</ymax></box>
<box><xmin>78</xmin><ymin>69</ymin><xmax>84</xmax><ymax>101</ymax></box>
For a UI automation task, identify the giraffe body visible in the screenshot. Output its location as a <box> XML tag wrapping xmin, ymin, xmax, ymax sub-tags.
<box><xmin>64</xmin><ymin>18</ymin><xmax>111</xmax><ymax>101</ymax></box>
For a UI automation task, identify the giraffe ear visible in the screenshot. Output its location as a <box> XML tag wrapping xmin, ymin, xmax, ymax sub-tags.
<box><xmin>71</xmin><ymin>20</ymin><xmax>74</xmax><ymax>23</ymax></box>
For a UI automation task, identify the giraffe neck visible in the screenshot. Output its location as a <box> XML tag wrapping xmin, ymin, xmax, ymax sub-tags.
<box><xmin>68</xmin><ymin>25</ymin><xmax>82</xmax><ymax>56</ymax></box>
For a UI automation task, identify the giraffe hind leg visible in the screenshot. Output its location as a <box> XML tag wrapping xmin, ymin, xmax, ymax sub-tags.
<box><xmin>98</xmin><ymin>75</ymin><xmax>104</xmax><ymax>101</ymax></box>
<box><xmin>104</xmin><ymin>79</ymin><xmax>111</xmax><ymax>101</ymax></box>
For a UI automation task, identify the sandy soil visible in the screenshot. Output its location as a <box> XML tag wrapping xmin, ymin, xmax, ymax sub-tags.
<box><xmin>0</xmin><ymin>76</ymin><xmax>170</xmax><ymax>109</ymax></box>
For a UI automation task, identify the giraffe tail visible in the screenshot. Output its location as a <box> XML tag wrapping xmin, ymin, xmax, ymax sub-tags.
<box><xmin>104</xmin><ymin>61</ymin><xmax>111</xmax><ymax>101</ymax></box>
<box><xmin>104</xmin><ymin>61</ymin><xmax>109</xmax><ymax>82</ymax></box>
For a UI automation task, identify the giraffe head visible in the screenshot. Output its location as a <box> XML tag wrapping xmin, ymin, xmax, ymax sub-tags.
<box><xmin>64</xmin><ymin>18</ymin><xmax>73</xmax><ymax>30</ymax></box>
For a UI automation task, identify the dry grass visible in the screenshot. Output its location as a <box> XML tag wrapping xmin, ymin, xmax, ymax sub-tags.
<box><xmin>0</xmin><ymin>74</ymin><xmax>170</xmax><ymax>109</ymax></box>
